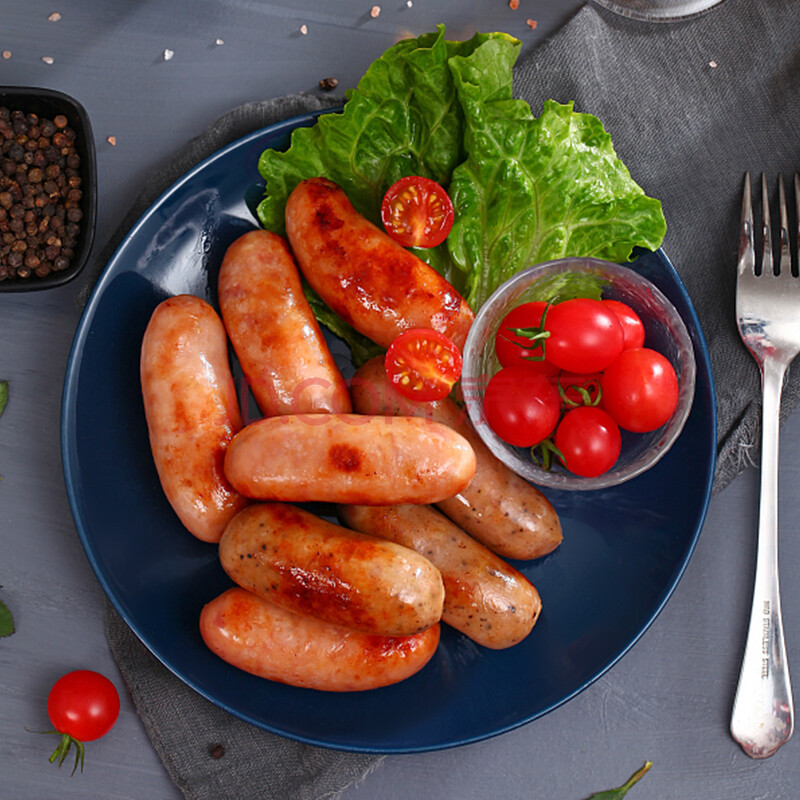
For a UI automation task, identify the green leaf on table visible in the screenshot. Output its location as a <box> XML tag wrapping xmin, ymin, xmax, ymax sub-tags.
<box><xmin>0</xmin><ymin>597</ymin><xmax>15</xmax><ymax>638</ymax></box>
<box><xmin>0</xmin><ymin>380</ymin><xmax>8</xmax><ymax>418</ymax></box>
<box><xmin>585</xmin><ymin>761</ymin><xmax>653</xmax><ymax>800</ymax></box>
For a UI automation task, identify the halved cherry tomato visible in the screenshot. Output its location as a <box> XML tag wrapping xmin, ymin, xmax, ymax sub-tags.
<box><xmin>544</xmin><ymin>298</ymin><xmax>624</xmax><ymax>373</ymax></box>
<box><xmin>601</xmin><ymin>347</ymin><xmax>678</xmax><ymax>432</ymax></box>
<box><xmin>494</xmin><ymin>301</ymin><xmax>558</xmax><ymax>374</ymax></box>
<box><xmin>44</xmin><ymin>669</ymin><xmax>120</xmax><ymax>774</ymax></box>
<box><xmin>482</xmin><ymin>364</ymin><xmax>561</xmax><ymax>447</ymax></box>
<box><xmin>381</xmin><ymin>176</ymin><xmax>455</xmax><ymax>248</ymax></box>
<box><xmin>385</xmin><ymin>328</ymin><xmax>462</xmax><ymax>401</ymax></box>
<box><xmin>555</xmin><ymin>406</ymin><xmax>622</xmax><ymax>477</ymax></box>
<box><xmin>602</xmin><ymin>299</ymin><xmax>645</xmax><ymax>350</ymax></box>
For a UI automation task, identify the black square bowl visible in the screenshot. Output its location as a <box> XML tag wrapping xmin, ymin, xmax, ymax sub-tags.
<box><xmin>0</xmin><ymin>86</ymin><xmax>97</xmax><ymax>292</ymax></box>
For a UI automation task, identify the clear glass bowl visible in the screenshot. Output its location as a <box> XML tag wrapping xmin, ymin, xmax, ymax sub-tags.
<box><xmin>461</xmin><ymin>257</ymin><xmax>697</xmax><ymax>491</ymax></box>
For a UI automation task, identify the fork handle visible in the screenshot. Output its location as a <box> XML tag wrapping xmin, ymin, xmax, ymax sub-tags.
<box><xmin>730</xmin><ymin>358</ymin><xmax>795</xmax><ymax>758</ymax></box>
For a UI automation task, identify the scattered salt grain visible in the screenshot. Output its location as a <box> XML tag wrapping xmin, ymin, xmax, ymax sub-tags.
<box><xmin>299</xmin><ymin>24</ymin><xmax>308</xmax><ymax>35</ymax></box>
<box><xmin>709</xmin><ymin>60</ymin><xmax>718</xmax><ymax>68</ymax></box>
<box><xmin>41</xmin><ymin>56</ymin><xmax>54</xmax><ymax>65</ymax></box>
<box><xmin>163</xmin><ymin>48</ymin><xmax>174</xmax><ymax>61</ymax></box>
<box><xmin>215</xmin><ymin>38</ymin><xmax>224</xmax><ymax>46</ymax></box>
<box><xmin>406</xmin><ymin>0</ymin><xmax>413</xmax><ymax>6</ymax></box>
<box><xmin>371</xmin><ymin>5</ymin><xmax>381</xmax><ymax>17</ymax></box>
<box><xmin>48</xmin><ymin>12</ymin><xmax>62</xmax><ymax>21</ymax></box>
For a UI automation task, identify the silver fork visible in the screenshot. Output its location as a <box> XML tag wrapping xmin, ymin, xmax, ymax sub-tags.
<box><xmin>730</xmin><ymin>172</ymin><xmax>798</xmax><ymax>758</ymax></box>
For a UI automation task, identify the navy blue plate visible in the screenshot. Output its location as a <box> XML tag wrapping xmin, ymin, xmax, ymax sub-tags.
<box><xmin>61</xmin><ymin>111</ymin><xmax>717</xmax><ymax>753</ymax></box>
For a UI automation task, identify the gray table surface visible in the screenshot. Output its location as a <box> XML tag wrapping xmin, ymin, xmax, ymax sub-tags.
<box><xmin>2</xmin><ymin>1</ymin><xmax>799</xmax><ymax>798</ymax></box>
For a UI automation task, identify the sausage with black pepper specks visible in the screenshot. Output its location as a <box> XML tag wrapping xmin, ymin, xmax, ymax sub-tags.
<box><xmin>219</xmin><ymin>503</ymin><xmax>444</xmax><ymax>636</ymax></box>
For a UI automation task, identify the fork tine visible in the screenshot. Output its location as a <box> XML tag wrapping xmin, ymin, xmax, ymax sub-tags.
<box><xmin>761</xmin><ymin>173</ymin><xmax>774</xmax><ymax>275</ymax></box>
<box><xmin>778</xmin><ymin>174</ymin><xmax>791</xmax><ymax>276</ymax></box>
<box><xmin>739</xmin><ymin>172</ymin><xmax>755</xmax><ymax>275</ymax></box>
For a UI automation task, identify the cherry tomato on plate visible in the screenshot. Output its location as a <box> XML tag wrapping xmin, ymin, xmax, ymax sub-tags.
<box><xmin>44</xmin><ymin>669</ymin><xmax>120</xmax><ymax>774</ymax></box>
<box><xmin>554</xmin><ymin>405</ymin><xmax>622</xmax><ymax>478</ymax></box>
<box><xmin>385</xmin><ymin>328</ymin><xmax>462</xmax><ymax>401</ymax></box>
<box><xmin>544</xmin><ymin>297</ymin><xmax>624</xmax><ymax>373</ymax></box>
<box><xmin>380</xmin><ymin>176</ymin><xmax>455</xmax><ymax>249</ymax></box>
<box><xmin>483</xmin><ymin>364</ymin><xmax>561</xmax><ymax>448</ymax></box>
<box><xmin>601</xmin><ymin>347</ymin><xmax>679</xmax><ymax>432</ymax></box>
<box><xmin>494</xmin><ymin>301</ymin><xmax>558</xmax><ymax>374</ymax></box>
<box><xmin>602</xmin><ymin>299</ymin><xmax>646</xmax><ymax>351</ymax></box>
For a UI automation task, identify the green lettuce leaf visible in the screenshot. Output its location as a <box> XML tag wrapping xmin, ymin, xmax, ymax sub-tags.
<box><xmin>255</xmin><ymin>26</ymin><xmax>666</xmax><ymax>345</ymax></box>
<box><xmin>447</xmin><ymin>81</ymin><xmax>667</xmax><ymax>309</ymax></box>
<box><xmin>256</xmin><ymin>26</ymin><xmax>510</xmax><ymax>244</ymax></box>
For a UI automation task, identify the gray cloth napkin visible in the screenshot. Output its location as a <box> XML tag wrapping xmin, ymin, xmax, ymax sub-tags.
<box><xmin>96</xmin><ymin>1</ymin><xmax>800</xmax><ymax>797</ymax></box>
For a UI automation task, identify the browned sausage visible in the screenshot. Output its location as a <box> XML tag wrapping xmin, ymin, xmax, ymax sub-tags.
<box><xmin>223</xmin><ymin>413</ymin><xmax>476</xmax><ymax>505</ymax></box>
<box><xmin>200</xmin><ymin>588</ymin><xmax>441</xmax><ymax>691</ymax></box>
<box><xmin>140</xmin><ymin>295</ymin><xmax>249</xmax><ymax>542</ymax></box>
<box><xmin>218</xmin><ymin>229</ymin><xmax>351</xmax><ymax>417</ymax></box>
<box><xmin>350</xmin><ymin>357</ymin><xmax>562</xmax><ymax>560</ymax></box>
<box><xmin>219</xmin><ymin>503</ymin><xmax>444</xmax><ymax>636</ymax></box>
<box><xmin>284</xmin><ymin>177</ymin><xmax>474</xmax><ymax>349</ymax></box>
<box><xmin>338</xmin><ymin>503</ymin><xmax>541</xmax><ymax>649</ymax></box>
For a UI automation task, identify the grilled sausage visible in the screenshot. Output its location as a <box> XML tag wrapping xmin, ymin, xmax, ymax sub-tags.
<box><xmin>140</xmin><ymin>295</ymin><xmax>248</xmax><ymax>542</ymax></box>
<box><xmin>200</xmin><ymin>588</ymin><xmax>441</xmax><ymax>691</ymax></box>
<box><xmin>284</xmin><ymin>177</ymin><xmax>474</xmax><ymax>349</ymax></box>
<box><xmin>218</xmin><ymin>229</ymin><xmax>351</xmax><ymax>417</ymax></box>
<box><xmin>219</xmin><ymin>503</ymin><xmax>444</xmax><ymax>636</ymax></box>
<box><xmin>350</xmin><ymin>357</ymin><xmax>562</xmax><ymax>560</ymax></box>
<box><xmin>338</xmin><ymin>503</ymin><xmax>541</xmax><ymax>649</ymax></box>
<box><xmin>223</xmin><ymin>413</ymin><xmax>476</xmax><ymax>505</ymax></box>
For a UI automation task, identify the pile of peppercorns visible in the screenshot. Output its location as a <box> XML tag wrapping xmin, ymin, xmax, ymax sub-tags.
<box><xmin>0</xmin><ymin>106</ymin><xmax>84</xmax><ymax>282</ymax></box>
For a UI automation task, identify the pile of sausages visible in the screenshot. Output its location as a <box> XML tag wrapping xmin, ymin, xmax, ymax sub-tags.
<box><xmin>140</xmin><ymin>177</ymin><xmax>563</xmax><ymax>692</ymax></box>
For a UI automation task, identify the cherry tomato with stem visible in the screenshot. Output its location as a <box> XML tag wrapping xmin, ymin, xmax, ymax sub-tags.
<box><xmin>483</xmin><ymin>364</ymin><xmax>561</xmax><ymax>447</ymax></box>
<box><xmin>543</xmin><ymin>298</ymin><xmax>624</xmax><ymax>373</ymax></box>
<box><xmin>42</xmin><ymin>669</ymin><xmax>120</xmax><ymax>775</ymax></box>
<box><xmin>385</xmin><ymin>328</ymin><xmax>462</xmax><ymax>401</ymax></box>
<box><xmin>381</xmin><ymin>176</ymin><xmax>455</xmax><ymax>249</ymax></box>
<box><xmin>494</xmin><ymin>301</ymin><xmax>559</xmax><ymax>374</ymax></box>
<box><xmin>602</xmin><ymin>299</ymin><xmax>646</xmax><ymax>350</ymax></box>
<box><xmin>601</xmin><ymin>347</ymin><xmax>679</xmax><ymax>432</ymax></box>
<box><xmin>555</xmin><ymin>405</ymin><xmax>622</xmax><ymax>477</ymax></box>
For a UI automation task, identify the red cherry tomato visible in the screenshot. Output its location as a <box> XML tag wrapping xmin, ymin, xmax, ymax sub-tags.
<box><xmin>544</xmin><ymin>298</ymin><xmax>624</xmax><ymax>373</ymax></box>
<box><xmin>601</xmin><ymin>347</ymin><xmax>679</xmax><ymax>432</ymax></box>
<box><xmin>381</xmin><ymin>176</ymin><xmax>455</xmax><ymax>248</ymax></box>
<box><xmin>482</xmin><ymin>364</ymin><xmax>561</xmax><ymax>447</ymax></box>
<box><xmin>385</xmin><ymin>328</ymin><xmax>462</xmax><ymax>401</ymax></box>
<box><xmin>554</xmin><ymin>406</ymin><xmax>622</xmax><ymax>477</ymax></box>
<box><xmin>45</xmin><ymin>670</ymin><xmax>120</xmax><ymax>774</ymax></box>
<box><xmin>494</xmin><ymin>301</ymin><xmax>558</xmax><ymax>374</ymax></box>
<box><xmin>602</xmin><ymin>299</ymin><xmax>645</xmax><ymax>350</ymax></box>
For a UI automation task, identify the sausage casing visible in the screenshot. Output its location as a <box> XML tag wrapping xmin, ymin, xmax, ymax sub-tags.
<box><xmin>338</xmin><ymin>503</ymin><xmax>541</xmax><ymax>649</ymax></box>
<box><xmin>285</xmin><ymin>177</ymin><xmax>474</xmax><ymax>349</ymax></box>
<box><xmin>140</xmin><ymin>295</ymin><xmax>248</xmax><ymax>542</ymax></box>
<box><xmin>350</xmin><ymin>357</ymin><xmax>562</xmax><ymax>560</ymax></box>
<box><xmin>218</xmin><ymin>229</ymin><xmax>351</xmax><ymax>416</ymax></box>
<box><xmin>223</xmin><ymin>413</ymin><xmax>476</xmax><ymax>505</ymax></box>
<box><xmin>219</xmin><ymin>503</ymin><xmax>444</xmax><ymax>636</ymax></box>
<box><xmin>200</xmin><ymin>588</ymin><xmax>441</xmax><ymax>692</ymax></box>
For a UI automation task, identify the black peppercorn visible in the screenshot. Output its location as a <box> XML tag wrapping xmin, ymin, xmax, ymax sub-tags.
<box><xmin>0</xmin><ymin>104</ymin><xmax>84</xmax><ymax>282</ymax></box>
